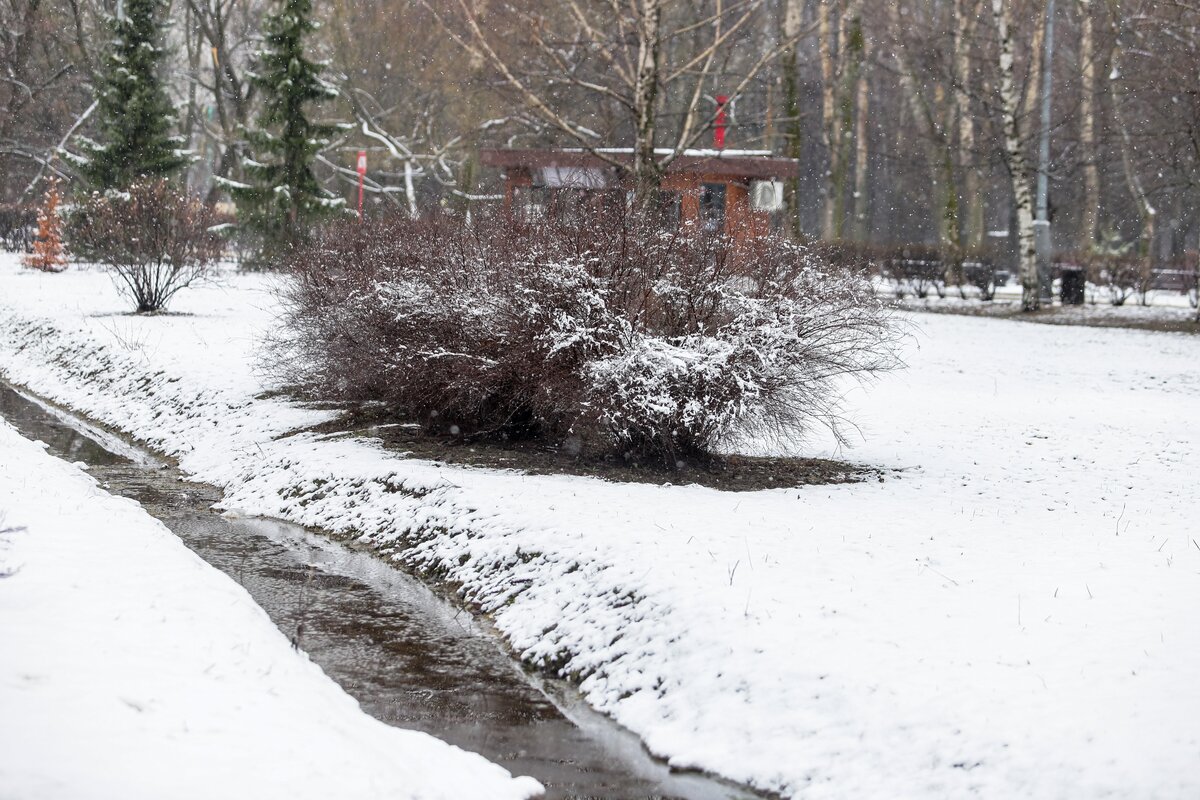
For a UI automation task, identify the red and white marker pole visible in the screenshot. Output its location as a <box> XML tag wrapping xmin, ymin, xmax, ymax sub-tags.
<box><xmin>356</xmin><ymin>150</ymin><xmax>367</xmax><ymax>220</ymax></box>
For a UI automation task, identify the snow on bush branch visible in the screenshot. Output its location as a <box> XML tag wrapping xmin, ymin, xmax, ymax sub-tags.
<box><xmin>67</xmin><ymin>180</ymin><xmax>223</xmax><ymax>313</ymax></box>
<box><xmin>272</xmin><ymin>207</ymin><xmax>903</xmax><ymax>464</ymax></box>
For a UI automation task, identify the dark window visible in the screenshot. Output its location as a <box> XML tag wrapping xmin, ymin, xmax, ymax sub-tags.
<box><xmin>700</xmin><ymin>183</ymin><xmax>726</xmax><ymax>232</ymax></box>
<box><xmin>529</xmin><ymin>186</ymin><xmax>551</xmax><ymax>216</ymax></box>
<box><xmin>513</xmin><ymin>186</ymin><xmax>551</xmax><ymax>219</ymax></box>
<box><xmin>654</xmin><ymin>191</ymin><xmax>682</xmax><ymax>228</ymax></box>
<box><xmin>549</xmin><ymin>188</ymin><xmax>588</xmax><ymax>222</ymax></box>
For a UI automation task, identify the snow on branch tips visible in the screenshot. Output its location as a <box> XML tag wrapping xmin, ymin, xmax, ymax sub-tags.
<box><xmin>66</xmin><ymin>181</ymin><xmax>223</xmax><ymax>313</ymax></box>
<box><xmin>271</xmin><ymin>206</ymin><xmax>904</xmax><ymax>465</ymax></box>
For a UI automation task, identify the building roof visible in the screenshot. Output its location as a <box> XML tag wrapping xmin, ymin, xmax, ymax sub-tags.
<box><xmin>479</xmin><ymin>148</ymin><xmax>799</xmax><ymax>181</ymax></box>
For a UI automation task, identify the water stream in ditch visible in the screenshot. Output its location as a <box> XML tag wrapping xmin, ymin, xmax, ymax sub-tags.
<box><xmin>0</xmin><ymin>382</ymin><xmax>764</xmax><ymax>800</ymax></box>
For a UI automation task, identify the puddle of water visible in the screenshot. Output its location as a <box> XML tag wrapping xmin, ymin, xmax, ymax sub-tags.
<box><xmin>0</xmin><ymin>383</ymin><xmax>764</xmax><ymax>800</ymax></box>
<box><xmin>0</xmin><ymin>389</ymin><xmax>133</xmax><ymax>467</ymax></box>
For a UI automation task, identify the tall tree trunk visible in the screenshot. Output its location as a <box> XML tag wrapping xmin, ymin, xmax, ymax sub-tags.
<box><xmin>1078</xmin><ymin>0</ymin><xmax>1100</xmax><ymax>249</ymax></box>
<box><xmin>993</xmin><ymin>0</ymin><xmax>1039</xmax><ymax>310</ymax></box>
<box><xmin>0</xmin><ymin>0</ymin><xmax>44</xmax><ymax>198</ymax></box>
<box><xmin>632</xmin><ymin>0</ymin><xmax>664</xmax><ymax>202</ymax></box>
<box><xmin>889</xmin><ymin>1</ymin><xmax>957</xmax><ymax>256</ymax></box>
<box><xmin>1021</xmin><ymin>4</ymin><xmax>1046</xmax><ymax>125</ymax></box>
<box><xmin>183</xmin><ymin>2</ymin><xmax>202</xmax><ymax>194</ymax></box>
<box><xmin>955</xmin><ymin>0</ymin><xmax>983</xmax><ymax>251</ymax></box>
<box><xmin>819</xmin><ymin>0</ymin><xmax>836</xmax><ymax>239</ymax></box>
<box><xmin>940</xmin><ymin>145</ymin><xmax>964</xmax><ymax>283</ymax></box>
<box><xmin>781</xmin><ymin>0</ymin><xmax>804</xmax><ymax>238</ymax></box>
<box><xmin>1109</xmin><ymin>38</ymin><xmax>1156</xmax><ymax>298</ymax></box>
<box><xmin>852</xmin><ymin>52</ymin><xmax>871</xmax><ymax>241</ymax></box>
<box><xmin>831</xmin><ymin>3</ymin><xmax>864</xmax><ymax>240</ymax></box>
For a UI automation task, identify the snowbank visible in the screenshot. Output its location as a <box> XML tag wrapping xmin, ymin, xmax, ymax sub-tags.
<box><xmin>0</xmin><ymin>429</ymin><xmax>540</xmax><ymax>796</ymax></box>
<box><xmin>0</xmin><ymin>417</ymin><xmax>541</xmax><ymax>798</ymax></box>
<box><xmin>0</xmin><ymin>427</ymin><xmax>543</xmax><ymax>799</ymax></box>
<box><xmin>1</xmin><ymin>256</ymin><xmax>1199</xmax><ymax>798</ymax></box>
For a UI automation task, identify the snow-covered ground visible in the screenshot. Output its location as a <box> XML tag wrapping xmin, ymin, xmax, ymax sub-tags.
<box><xmin>900</xmin><ymin>291</ymin><xmax>1200</xmax><ymax>327</ymax></box>
<box><xmin>1</xmin><ymin>255</ymin><xmax>1199</xmax><ymax>798</ymax></box>
<box><xmin>0</xmin><ymin>412</ymin><xmax>542</xmax><ymax>798</ymax></box>
<box><xmin>889</xmin><ymin>278</ymin><xmax>1200</xmax><ymax>327</ymax></box>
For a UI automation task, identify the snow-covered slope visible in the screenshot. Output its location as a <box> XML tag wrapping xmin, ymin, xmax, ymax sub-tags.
<box><xmin>0</xmin><ymin>416</ymin><xmax>542</xmax><ymax>800</ymax></box>
<box><xmin>1</xmin><ymin>256</ymin><xmax>1198</xmax><ymax>798</ymax></box>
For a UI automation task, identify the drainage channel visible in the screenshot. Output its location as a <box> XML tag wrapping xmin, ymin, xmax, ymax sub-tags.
<box><xmin>0</xmin><ymin>382</ymin><xmax>763</xmax><ymax>800</ymax></box>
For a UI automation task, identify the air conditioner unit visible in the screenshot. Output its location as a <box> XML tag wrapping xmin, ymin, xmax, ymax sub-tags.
<box><xmin>750</xmin><ymin>180</ymin><xmax>784</xmax><ymax>212</ymax></box>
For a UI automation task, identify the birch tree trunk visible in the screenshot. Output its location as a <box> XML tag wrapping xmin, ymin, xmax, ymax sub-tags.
<box><xmin>1078</xmin><ymin>0</ymin><xmax>1100</xmax><ymax>249</ymax></box>
<box><xmin>852</xmin><ymin>50</ymin><xmax>871</xmax><ymax>241</ymax></box>
<box><xmin>632</xmin><ymin>0</ymin><xmax>663</xmax><ymax>202</ymax></box>
<box><xmin>993</xmin><ymin>0</ymin><xmax>1040</xmax><ymax>310</ymax></box>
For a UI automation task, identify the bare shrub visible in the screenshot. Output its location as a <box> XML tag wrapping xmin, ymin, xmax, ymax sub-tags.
<box><xmin>272</xmin><ymin>207</ymin><xmax>903</xmax><ymax>465</ymax></box>
<box><xmin>961</xmin><ymin>254</ymin><xmax>1002</xmax><ymax>301</ymax></box>
<box><xmin>813</xmin><ymin>240</ymin><xmax>882</xmax><ymax>277</ymax></box>
<box><xmin>818</xmin><ymin>241</ymin><xmax>1004</xmax><ymax>301</ymax></box>
<box><xmin>1065</xmin><ymin>239</ymin><xmax>1147</xmax><ymax>304</ymax></box>
<box><xmin>881</xmin><ymin>243</ymin><xmax>947</xmax><ymax>299</ymax></box>
<box><xmin>0</xmin><ymin>204</ymin><xmax>36</xmax><ymax>253</ymax></box>
<box><xmin>1185</xmin><ymin>251</ymin><xmax>1199</xmax><ymax>315</ymax></box>
<box><xmin>67</xmin><ymin>180</ymin><xmax>223</xmax><ymax>313</ymax></box>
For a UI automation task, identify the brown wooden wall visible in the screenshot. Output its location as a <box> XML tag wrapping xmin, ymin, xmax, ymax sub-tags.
<box><xmin>502</xmin><ymin>170</ymin><xmax>772</xmax><ymax>243</ymax></box>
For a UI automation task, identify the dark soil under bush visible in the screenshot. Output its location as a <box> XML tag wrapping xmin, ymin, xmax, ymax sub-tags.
<box><xmin>300</xmin><ymin>403</ymin><xmax>890</xmax><ymax>492</ymax></box>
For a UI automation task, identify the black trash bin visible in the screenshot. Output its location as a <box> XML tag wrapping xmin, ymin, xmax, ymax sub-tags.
<box><xmin>1061</xmin><ymin>267</ymin><xmax>1086</xmax><ymax>305</ymax></box>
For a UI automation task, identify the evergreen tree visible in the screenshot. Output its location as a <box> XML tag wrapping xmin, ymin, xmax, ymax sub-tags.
<box><xmin>75</xmin><ymin>0</ymin><xmax>187</xmax><ymax>190</ymax></box>
<box><xmin>230</xmin><ymin>0</ymin><xmax>344</xmax><ymax>252</ymax></box>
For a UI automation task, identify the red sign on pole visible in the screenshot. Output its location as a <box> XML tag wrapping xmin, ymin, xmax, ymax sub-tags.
<box><xmin>714</xmin><ymin>95</ymin><xmax>728</xmax><ymax>151</ymax></box>
<box><xmin>356</xmin><ymin>150</ymin><xmax>367</xmax><ymax>220</ymax></box>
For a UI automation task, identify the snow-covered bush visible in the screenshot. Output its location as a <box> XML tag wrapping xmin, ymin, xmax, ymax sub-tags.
<box><xmin>67</xmin><ymin>180</ymin><xmax>222</xmax><ymax>313</ymax></box>
<box><xmin>274</xmin><ymin>208</ymin><xmax>902</xmax><ymax>464</ymax></box>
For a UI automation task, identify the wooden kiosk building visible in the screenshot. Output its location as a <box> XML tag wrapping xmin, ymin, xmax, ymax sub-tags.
<box><xmin>480</xmin><ymin>148</ymin><xmax>800</xmax><ymax>242</ymax></box>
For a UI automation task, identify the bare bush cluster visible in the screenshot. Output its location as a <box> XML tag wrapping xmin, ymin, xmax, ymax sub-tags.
<box><xmin>1054</xmin><ymin>247</ymin><xmax>1200</xmax><ymax>308</ymax></box>
<box><xmin>1056</xmin><ymin>248</ymin><xmax>1145</xmax><ymax>306</ymax></box>
<box><xmin>0</xmin><ymin>204</ymin><xmax>36</xmax><ymax>252</ymax></box>
<box><xmin>817</xmin><ymin>240</ymin><xmax>1004</xmax><ymax>301</ymax></box>
<box><xmin>274</xmin><ymin>208</ymin><xmax>903</xmax><ymax>464</ymax></box>
<box><xmin>67</xmin><ymin>180</ymin><xmax>223</xmax><ymax>313</ymax></box>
